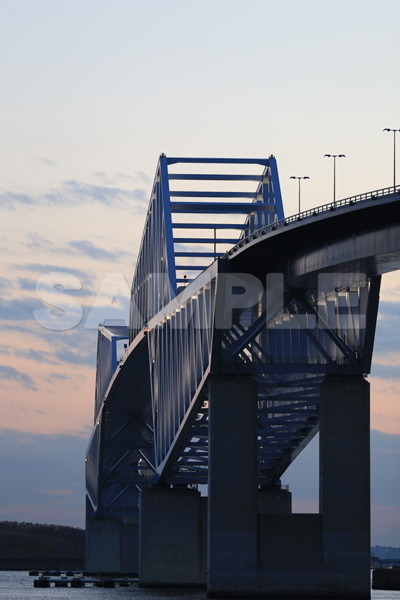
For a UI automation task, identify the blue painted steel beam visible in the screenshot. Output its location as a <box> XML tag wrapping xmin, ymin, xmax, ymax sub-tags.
<box><xmin>173</xmin><ymin>223</ymin><xmax>246</xmax><ymax>229</ymax></box>
<box><xmin>268</xmin><ymin>155</ymin><xmax>284</xmax><ymax>221</ymax></box>
<box><xmin>175</xmin><ymin>252</ymin><xmax>223</xmax><ymax>258</ymax></box>
<box><xmin>166</xmin><ymin>157</ymin><xmax>270</xmax><ymax>165</ymax></box>
<box><xmin>170</xmin><ymin>202</ymin><xmax>276</xmax><ymax>213</ymax></box>
<box><xmin>169</xmin><ymin>174</ymin><xmax>262</xmax><ymax>181</ymax></box>
<box><xmin>170</xmin><ymin>191</ymin><xmax>258</xmax><ymax>198</ymax></box>
<box><xmin>174</xmin><ymin>238</ymin><xmax>239</xmax><ymax>244</ymax></box>
<box><xmin>159</xmin><ymin>155</ymin><xmax>177</xmax><ymax>295</ymax></box>
<box><xmin>175</xmin><ymin>265</ymin><xmax>209</xmax><ymax>270</ymax></box>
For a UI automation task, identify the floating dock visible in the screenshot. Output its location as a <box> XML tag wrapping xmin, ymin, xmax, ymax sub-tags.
<box><xmin>31</xmin><ymin>570</ymin><xmax>137</xmax><ymax>588</ymax></box>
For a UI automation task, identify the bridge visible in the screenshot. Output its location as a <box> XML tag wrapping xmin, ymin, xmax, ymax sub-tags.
<box><xmin>85</xmin><ymin>155</ymin><xmax>400</xmax><ymax>598</ymax></box>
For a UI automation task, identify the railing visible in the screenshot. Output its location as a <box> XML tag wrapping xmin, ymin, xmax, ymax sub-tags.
<box><xmin>226</xmin><ymin>185</ymin><xmax>400</xmax><ymax>257</ymax></box>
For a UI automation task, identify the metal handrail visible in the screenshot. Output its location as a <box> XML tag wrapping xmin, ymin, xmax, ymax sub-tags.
<box><xmin>226</xmin><ymin>185</ymin><xmax>400</xmax><ymax>257</ymax></box>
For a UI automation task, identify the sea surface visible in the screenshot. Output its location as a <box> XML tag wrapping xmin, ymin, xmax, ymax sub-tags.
<box><xmin>0</xmin><ymin>571</ymin><xmax>399</xmax><ymax>600</ymax></box>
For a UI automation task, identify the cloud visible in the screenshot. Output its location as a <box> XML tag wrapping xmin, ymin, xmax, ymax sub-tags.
<box><xmin>37</xmin><ymin>327</ymin><xmax>98</xmax><ymax>367</ymax></box>
<box><xmin>24</xmin><ymin>234</ymin><xmax>64</xmax><ymax>255</ymax></box>
<box><xmin>0</xmin><ymin>277</ymin><xmax>14</xmax><ymax>291</ymax></box>
<box><xmin>0</xmin><ymin>190</ymin><xmax>35</xmax><ymax>208</ymax></box>
<box><xmin>68</xmin><ymin>240</ymin><xmax>129</xmax><ymax>261</ymax></box>
<box><xmin>15</xmin><ymin>262</ymin><xmax>90</xmax><ymax>280</ymax></box>
<box><xmin>31</xmin><ymin>156</ymin><xmax>59</xmax><ymax>169</ymax></box>
<box><xmin>0</xmin><ymin>297</ymin><xmax>46</xmax><ymax>321</ymax></box>
<box><xmin>0</xmin><ymin>321</ymin><xmax>97</xmax><ymax>369</ymax></box>
<box><xmin>13</xmin><ymin>347</ymin><xmax>60</xmax><ymax>365</ymax></box>
<box><xmin>371</xmin><ymin>364</ymin><xmax>400</xmax><ymax>379</ymax></box>
<box><xmin>58</xmin><ymin>180</ymin><xmax>148</xmax><ymax>208</ymax></box>
<box><xmin>17</xmin><ymin>274</ymin><xmax>92</xmax><ymax>298</ymax></box>
<box><xmin>372</xmin><ymin>300</ymin><xmax>400</xmax><ymax>362</ymax></box>
<box><xmin>17</xmin><ymin>277</ymin><xmax>37</xmax><ymax>292</ymax></box>
<box><xmin>0</xmin><ymin>180</ymin><xmax>148</xmax><ymax>210</ymax></box>
<box><xmin>30</xmin><ymin>325</ymin><xmax>97</xmax><ymax>367</ymax></box>
<box><xmin>378</xmin><ymin>301</ymin><xmax>400</xmax><ymax>318</ymax></box>
<box><xmin>0</xmin><ymin>322</ymin><xmax>37</xmax><ymax>335</ymax></box>
<box><xmin>15</xmin><ymin>270</ymin><xmax>96</xmax><ymax>304</ymax></box>
<box><xmin>53</xmin><ymin>346</ymin><xmax>96</xmax><ymax>368</ymax></box>
<box><xmin>92</xmin><ymin>170</ymin><xmax>150</xmax><ymax>185</ymax></box>
<box><xmin>0</xmin><ymin>365</ymin><xmax>37</xmax><ymax>390</ymax></box>
<box><xmin>47</xmin><ymin>372</ymin><xmax>71</xmax><ymax>381</ymax></box>
<box><xmin>15</xmin><ymin>235</ymin><xmax>130</xmax><ymax>266</ymax></box>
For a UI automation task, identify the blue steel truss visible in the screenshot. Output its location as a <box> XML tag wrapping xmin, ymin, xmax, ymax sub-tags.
<box><xmin>86</xmin><ymin>156</ymin><xmax>397</xmax><ymax>519</ymax></box>
<box><xmin>129</xmin><ymin>155</ymin><xmax>283</xmax><ymax>339</ymax></box>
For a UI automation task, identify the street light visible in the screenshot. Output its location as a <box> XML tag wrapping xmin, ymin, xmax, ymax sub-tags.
<box><xmin>289</xmin><ymin>176</ymin><xmax>310</xmax><ymax>214</ymax></box>
<box><xmin>324</xmin><ymin>154</ymin><xmax>346</xmax><ymax>206</ymax></box>
<box><xmin>383</xmin><ymin>128</ymin><xmax>400</xmax><ymax>190</ymax></box>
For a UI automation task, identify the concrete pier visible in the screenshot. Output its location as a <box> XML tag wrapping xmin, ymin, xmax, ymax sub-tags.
<box><xmin>207</xmin><ymin>375</ymin><xmax>258</xmax><ymax>596</ymax></box>
<box><xmin>205</xmin><ymin>374</ymin><xmax>371</xmax><ymax>598</ymax></box>
<box><xmin>257</xmin><ymin>376</ymin><xmax>370</xmax><ymax>598</ymax></box>
<box><xmin>139</xmin><ymin>486</ymin><xmax>205</xmax><ymax>586</ymax></box>
<box><xmin>319</xmin><ymin>375</ymin><xmax>371</xmax><ymax>596</ymax></box>
<box><xmin>85</xmin><ymin>517</ymin><xmax>122</xmax><ymax>573</ymax></box>
<box><xmin>85</xmin><ymin>513</ymin><xmax>138</xmax><ymax>574</ymax></box>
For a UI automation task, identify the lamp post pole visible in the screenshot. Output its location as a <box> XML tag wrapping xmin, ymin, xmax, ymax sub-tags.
<box><xmin>289</xmin><ymin>176</ymin><xmax>310</xmax><ymax>214</ymax></box>
<box><xmin>324</xmin><ymin>154</ymin><xmax>346</xmax><ymax>206</ymax></box>
<box><xmin>383</xmin><ymin>128</ymin><xmax>400</xmax><ymax>190</ymax></box>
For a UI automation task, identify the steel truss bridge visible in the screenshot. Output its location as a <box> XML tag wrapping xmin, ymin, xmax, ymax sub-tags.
<box><xmin>86</xmin><ymin>155</ymin><xmax>400</xmax><ymax>530</ymax></box>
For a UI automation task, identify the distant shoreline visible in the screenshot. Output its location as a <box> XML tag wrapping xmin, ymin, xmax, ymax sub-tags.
<box><xmin>0</xmin><ymin>521</ymin><xmax>84</xmax><ymax>571</ymax></box>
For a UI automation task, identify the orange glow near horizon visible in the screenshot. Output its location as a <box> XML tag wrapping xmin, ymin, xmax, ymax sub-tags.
<box><xmin>370</xmin><ymin>375</ymin><xmax>400</xmax><ymax>435</ymax></box>
<box><xmin>1</xmin><ymin>359</ymin><xmax>95</xmax><ymax>437</ymax></box>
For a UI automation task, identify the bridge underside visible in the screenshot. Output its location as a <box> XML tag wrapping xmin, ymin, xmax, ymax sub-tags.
<box><xmin>85</xmin><ymin>155</ymin><xmax>400</xmax><ymax>597</ymax></box>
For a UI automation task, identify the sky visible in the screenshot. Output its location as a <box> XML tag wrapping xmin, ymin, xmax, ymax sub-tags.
<box><xmin>0</xmin><ymin>0</ymin><xmax>399</xmax><ymax>545</ymax></box>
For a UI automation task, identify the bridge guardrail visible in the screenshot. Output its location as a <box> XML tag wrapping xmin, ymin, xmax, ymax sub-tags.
<box><xmin>226</xmin><ymin>185</ymin><xmax>400</xmax><ymax>257</ymax></box>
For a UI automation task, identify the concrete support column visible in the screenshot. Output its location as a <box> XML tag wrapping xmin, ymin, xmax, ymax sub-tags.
<box><xmin>207</xmin><ymin>375</ymin><xmax>258</xmax><ymax>596</ymax></box>
<box><xmin>85</xmin><ymin>498</ymin><xmax>139</xmax><ymax>574</ymax></box>
<box><xmin>320</xmin><ymin>375</ymin><xmax>370</xmax><ymax>595</ymax></box>
<box><xmin>139</xmin><ymin>486</ymin><xmax>204</xmax><ymax>586</ymax></box>
<box><xmin>85</xmin><ymin>513</ymin><xmax>121</xmax><ymax>573</ymax></box>
<box><xmin>120</xmin><ymin>516</ymin><xmax>139</xmax><ymax>573</ymax></box>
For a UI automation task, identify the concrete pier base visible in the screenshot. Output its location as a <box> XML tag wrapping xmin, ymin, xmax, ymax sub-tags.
<box><xmin>139</xmin><ymin>486</ymin><xmax>205</xmax><ymax>586</ymax></box>
<box><xmin>85</xmin><ymin>501</ymin><xmax>139</xmax><ymax>574</ymax></box>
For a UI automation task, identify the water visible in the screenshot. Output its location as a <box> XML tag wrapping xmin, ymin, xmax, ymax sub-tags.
<box><xmin>0</xmin><ymin>572</ymin><xmax>399</xmax><ymax>600</ymax></box>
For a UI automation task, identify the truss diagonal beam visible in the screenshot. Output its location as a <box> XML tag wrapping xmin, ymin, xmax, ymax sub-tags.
<box><xmin>293</xmin><ymin>291</ymin><xmax>361</xmax><ymax>368</ymax></box>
